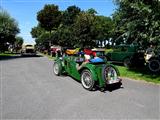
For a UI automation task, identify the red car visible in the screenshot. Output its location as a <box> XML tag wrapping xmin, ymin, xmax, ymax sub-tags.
<box><xmin>50</xmin><ymin>46</ymin><xmax>61</xmax><ymax>57</ymax></box>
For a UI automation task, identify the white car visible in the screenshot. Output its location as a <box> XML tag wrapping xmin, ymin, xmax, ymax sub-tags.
<box><xmin>21</xmin><ymin>44</ymin><xmax>36</xmax><ymax>56</ymax></box>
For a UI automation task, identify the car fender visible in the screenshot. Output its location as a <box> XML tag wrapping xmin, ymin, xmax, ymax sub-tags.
<box><xmin>100</xmin><ymin>64</ymin><xmax>121</xmax><ymax>87</ymax></box>
<box><xmin>78</xmin><ymin>64</ymin><xmax>98</xmax><ymax>81</ymax></box>
<box><xmin>103</xmin><ymin>64</ymin><xmax>120</xmax><ymax>76</ymax></box>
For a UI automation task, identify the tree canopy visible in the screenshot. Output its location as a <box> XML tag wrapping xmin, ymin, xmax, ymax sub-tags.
<box><xmin>37</xmin><ymin>4</ymin><xmax>61</xmax><ymax>32</ymax></box>
<box><xmin>32</xmin><ymin>1</ymin><xmax>160</xmax><ymax>51</ymax></box>
<box><xmin>112</xmin><ymin>0</ymin><xmax>160</xmax><ymax>48</ymax></box>
<box><xmin>62</xmin><ymin>5</ymin><xmax>81</xmax><ymax>26</ymax></box>
<box><xmin>0</xmin><ymin>8</ymin><xmax>20</xmax><ymax>52</ymax></box>
<box><xmin>31</xmin><ymin>5</ymin><xmax>113</xmax><ymax>49</ymax></box>
<box><xmin>73</xmin><ymin>12</ymin><xmax>97</xmax><ymax>47</ymax></box>
<box><xmin>14</xmin><ymin>36</ymin><xmax>24</xmax><ymax>52</ymax></box>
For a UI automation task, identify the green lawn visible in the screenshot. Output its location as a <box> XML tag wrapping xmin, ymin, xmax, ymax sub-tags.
<box><xmin>117</xmin><ymin>65</ymin><xmax>160</xmax><ymax>84</ymax></box>
<box><xmin>0</xmin><ymin>52</ymin><xmax>17</xmax><ymax>57</ymax></box>
<box><xmin>40</xmin><ymin>52</ymin><xmax>56</xmax><ymax>60</ymax></box>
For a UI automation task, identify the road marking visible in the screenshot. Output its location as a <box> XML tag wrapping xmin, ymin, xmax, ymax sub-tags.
<box><xmin>134</xmin><ymin>102</ymin><xmax>145</xmax><ymax>108</ymax></box>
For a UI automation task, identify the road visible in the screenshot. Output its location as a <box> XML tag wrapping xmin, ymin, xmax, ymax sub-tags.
<box><xmin>1</xmin><ymin>55</ymin><xmax>159</xmax><ymax>119</ymax></box>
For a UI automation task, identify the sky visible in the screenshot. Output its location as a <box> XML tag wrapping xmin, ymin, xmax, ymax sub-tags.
<box><xmin>1</xmin><ymin>0</ymin><xmax>117</xmax><ymax>44</ymax></box>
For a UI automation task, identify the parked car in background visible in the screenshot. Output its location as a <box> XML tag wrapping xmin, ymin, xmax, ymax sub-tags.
<box><xmin>21</xmin><ymin>44</ymin><xmax>36</xmax><ymax>56</ymax></box>
<box><xmin>53</xmin><ymin>49</ymin><xmax>122</xmax><ymax>91</ymax></box>
<box><xmin>146</xmin><ymin>47</ymin><xmax>160</xmax><ymax>73</ymax></box>
<box><xmin>105</xmin><ymin>44</ymin><xmax>145</xmax><ymax>67</ymax></box>
<box><xmin>50</xmin><ymin>45</ymin><xmax>61</xmax><ymax>57</ymax></box>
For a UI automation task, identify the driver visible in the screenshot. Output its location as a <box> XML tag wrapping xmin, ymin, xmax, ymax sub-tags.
<box><xmin>76</xmin><ymin>54</ymin><xmax>90</xmax><ymax>70</ymax></box>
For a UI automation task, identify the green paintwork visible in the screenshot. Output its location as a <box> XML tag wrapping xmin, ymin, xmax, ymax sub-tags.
<box><xmin>54</xmin><ymin>55</ymin><xmax>121</xmax><ymax>88</ymax></box>
<box><xmin>106</xmin><ymin>44</ymin><xmax>138</xmax><ymax>62</ymax></box>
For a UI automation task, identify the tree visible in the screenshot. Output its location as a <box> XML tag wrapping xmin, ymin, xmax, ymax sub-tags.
<box><xmin>37</xmin><ymin>4</ymin><xmax>61</xmax><ymax>32</ymax></box>
<box><xmin>36</xmin><ymin>4</ymin><xmax>62</xmax><ymax>51</ymax></box>
<box><xmin>62</xmin><ymin>5</ymin><xmax>81</xmax><ymax>26</ymax></box>
<box><xmin>30</xmin><ymin>25</ymin><xmax>45</xmax><ymax>38</ymax></box>
<box><xmin>55</xmin><ymin>26</ymin><xmax>75</xmax><ymax>47</ymax></box>
<box><xmin>32</xmin><ymin>4</ymin><xmax>116</xmax><ymax>49</ymax></box>
<box><xmin>73</xmin><ymin>12</ymin><xmax>98</xmax><ymax>48</ymax></box>
<box><xmin>95</xmin><ymin>16</ymin><xmax>114</xmax><ymax>47</ymax></box>
<box><xmin>0</xmin><ymin>8</ymin><xmax>19</xmax><ymax>52</ymax></box>
<box><xmin>14</xmin><ymin>36</ymin><xmax>23</xmax><ymax>52</ymax></box>
<box><xmin>86</xmin><ymin>8</ymin><xmax>97</xmax><ymax>15</ymax></box>
<box><xmin>112</xmin><ymin>0</ymin><xmax>160</xmax><ymax>48</ymax></box>
<box><xmin>50</xmin><ymin>5</ymin><xmax>81</xmax><ymax>47</ymax></box>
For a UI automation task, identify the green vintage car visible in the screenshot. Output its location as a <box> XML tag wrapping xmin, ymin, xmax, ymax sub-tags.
<box><xmin>106</xmin><ymin>44</ymin><xmax>144</xmax><ymax>67</ymax></box>
<box><xmin>53</xmin><ymin>51</ymin><xmax>122</xmax><ymax>91</ymax></box>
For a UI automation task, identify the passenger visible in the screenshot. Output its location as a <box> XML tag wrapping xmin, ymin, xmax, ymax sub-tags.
<box><xmin>76</xmin><ymin>54</ymin><xmax>90</xmax><ymax>70</ymax></box>
<box><xmin>92</xmin><ymin>52</ymin><xmax>99</xmax><ymax>59</ymax></box>
<box><xmin>90</xmin><ymin>52</ymin><xmax>104</xmax><ymax>63</ymax></box>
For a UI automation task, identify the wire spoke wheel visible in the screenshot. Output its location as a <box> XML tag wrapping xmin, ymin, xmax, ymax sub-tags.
<box><xmin>104</xmin><ymin>66</ymin><xmax>118</xmax><ymax>84</ymax></box>
<box><xmin>53</xmin><ymin>62</ymin><xmax>61</xmax><ymax>76</ymax></box>
<box><xmin>81</xmin><ymin>70</ymin><xmax>95</xmax><ymax>90</ymax></box>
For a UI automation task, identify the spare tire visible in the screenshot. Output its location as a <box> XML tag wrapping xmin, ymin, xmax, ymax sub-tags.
<box><xmin>102</xmin><ymin>65</ymin><xmax>120</xmax><ymax>84</ymax></box>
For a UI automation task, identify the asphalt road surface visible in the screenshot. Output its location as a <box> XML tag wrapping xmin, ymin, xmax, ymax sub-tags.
<box><xmin>1</xmin><ymin>55</ymin><xmax>159</xmax><ymax>119</ymax></box>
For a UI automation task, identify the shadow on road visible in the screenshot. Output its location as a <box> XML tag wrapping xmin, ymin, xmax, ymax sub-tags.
<box><xmin>0</xmin><ymin>54</ymin><xmax>43</xmax><ymax>61</ymax></box>
<box><xmin>104</xmin><ymin>82</ymin><xmax>123</xmax><ymax>92</ymax></box>
<box><xmin>92</xmin><ymin>82</ymin><xmax>123</xmax><ymax>93</ymax></box>
<box><xmin>68</xmin><ymin>76</ymin><xmax>123</xmax><ymax>92</ymax></box>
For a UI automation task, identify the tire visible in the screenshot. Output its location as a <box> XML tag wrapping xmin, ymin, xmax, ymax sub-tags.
<box><xmin>148</xmin><ymin>59</ymin><xmax>160</xmax><ymax>73</ymax></box>
<box><xmin>102</xmin><ymin>65</ymin><xmax>119</xmax><ymax>84</ymax></box>
<box><xmin>123</xmin><ymin>58</ymin><xmax>131</xmax><ymax>68</ymax></box>
<box><xmin>53</xmin><ymin>62</ymin><xmax>62</xmax><ymax>76</ymax></box>
<box><xmin>81</xmin><ymin>69</ymin><xmax>95</xmax><ymax>91</ymax></box>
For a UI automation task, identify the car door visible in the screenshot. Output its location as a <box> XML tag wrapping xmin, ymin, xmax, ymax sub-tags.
<box><xmin>111</xmin><ymin>47</ymin><xmax>121</xmax><ymax>61</ymax></box>
<box><xmin>111</xmin><ymin>46</ymin><xmax>127</xmax><ymax>62</ymax></box>
<box><xmin>64</xmin><ymin>57</ymin><xmax>72</xmax><ymax>74</ymax></box>
<box><xmin>69</xmin><ymin>58</ymin><xmax>81</xmax><ymax>80</ymax></box>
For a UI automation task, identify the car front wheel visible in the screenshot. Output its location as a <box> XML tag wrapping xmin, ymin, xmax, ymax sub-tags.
<box><xmin>81</xmin><ymin>69</ymin><xmax>95</xmax><ymax>91</ymax></box>
<box><xmin>53</xmin><ymin>62</ymin><xmax>62</xmax><ymax>76</ymax></box>
<box><xmin>148</xmin><ymin>59</ymin><xmax>160</xmax><ymax>73</ymax></box>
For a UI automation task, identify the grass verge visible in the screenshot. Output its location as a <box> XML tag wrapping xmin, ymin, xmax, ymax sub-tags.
<box><xmin>40</xmin><ymin>52</ymin><xmax>56</xmax><ymax>60</ymax></box>
<box><xmin>117</xmin><ymin>65</ymin><xmax>160</xmax><ymax>84</ymax></box>
<box><xmin>0</xmin><ymin>52</ymin><xmax>17</xmax><ymax>57</ymax></box>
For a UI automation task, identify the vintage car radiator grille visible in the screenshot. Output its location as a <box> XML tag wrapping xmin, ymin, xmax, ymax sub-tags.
<box><xmin>26</xmin><ymin>49</ymin><xmax>34</xmax><ymax>53</ymax></box>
